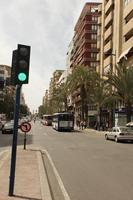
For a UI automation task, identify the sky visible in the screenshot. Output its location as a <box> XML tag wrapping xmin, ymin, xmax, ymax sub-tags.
<box><xmin>0</xmin><ymin>0</ymin><xmax>101</xmax><ymax>112</ymax></box>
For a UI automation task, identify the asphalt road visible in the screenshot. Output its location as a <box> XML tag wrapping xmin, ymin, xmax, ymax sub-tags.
<box><xmin>32</xmin><ymin>121</ymin><xmax>133</xmax><ymax>200</ymax></box>
<box><xmin>0</xmin><ymin>129</ymin><xmax>33</xmax><ymax>152</ymax></box>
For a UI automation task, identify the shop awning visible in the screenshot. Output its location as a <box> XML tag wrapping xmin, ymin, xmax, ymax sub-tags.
<box><xmin>117</xmin><ymin>46</ymin><xmax>133</xmax><ymax>63</ymax></box>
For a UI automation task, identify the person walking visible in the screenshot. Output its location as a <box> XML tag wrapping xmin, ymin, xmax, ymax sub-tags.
<box><xmin>80</xmin><ymin>120</ymin><xmax>84</xmax><ymax>130</ymax></box>
<box><xmin>83</xmin><ymin>121</ymin><xmax>87</xmax><ymax>129</ymax></box>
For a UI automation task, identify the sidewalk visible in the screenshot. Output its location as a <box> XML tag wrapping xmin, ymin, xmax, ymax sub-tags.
<box><xmin>0</xmin><ymin>147</ymin><xmax>52</xmax><ymax>200</ymax></box>
<box><xmin>75</xmin><ymin>126</ymin><xmax>107</xmax><ymax>136</ymax></box>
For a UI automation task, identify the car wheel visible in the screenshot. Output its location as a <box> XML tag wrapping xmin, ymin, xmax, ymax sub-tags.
<box><xmin>2</xmin><ymin>130</ymin><xmax>5</xmax><ymax>134</ymax></box>
<box><xmin>115</xmin><ymin>136</ymin><xmax>119</xmax><ymax>143</ymax></box>
<box><xmin>105</xmin><ymin>134</ymin><xmax>108</xmax><ymax>140</ymax></box>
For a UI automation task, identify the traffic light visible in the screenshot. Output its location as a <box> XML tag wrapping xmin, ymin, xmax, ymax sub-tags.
<box><xmin>11</xmin><ymin>44</ymin><xmax>31</xmax><ymax>85</ymax></box>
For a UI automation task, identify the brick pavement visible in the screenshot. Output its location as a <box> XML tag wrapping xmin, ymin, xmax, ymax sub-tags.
<box><xmin>0</xmin><ymin>149</ymin><xmax>42</xmax><ymax>200</ymax></box>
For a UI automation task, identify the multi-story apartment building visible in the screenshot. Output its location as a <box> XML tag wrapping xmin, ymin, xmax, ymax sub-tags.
<box><xmin>71</xmin><ymin>2</ymin><xmax>101</xmax><ymax>70</ymax></box>
<box><xmin>69</xmin><ymin>2</ymin><xmax>101</xmax><ymax>126</ymax></box>
<box><xmin>97</xmin><ymin>0</ymin><xmax>133</xmax><ymax>76</ymax></box>
<box><xmin>48</xmin><ymin>70</ymin><xmax>64</xmax><ymax>100</ymax></box>
<box><xmin>97</xmin><ymin>0</ymin><xmax>133</xmax><ymax>125</ymax></box>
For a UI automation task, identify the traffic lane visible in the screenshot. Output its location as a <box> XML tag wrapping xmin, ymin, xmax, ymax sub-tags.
<box><xmin>33</xmin><ymin>123</ymin><xmax>133</xmax><ymax>200</ymax></box>
<box><xmin>0</xmin><ymin>130</ymin><xmax>33</xmax><ymax>148</ymax></box>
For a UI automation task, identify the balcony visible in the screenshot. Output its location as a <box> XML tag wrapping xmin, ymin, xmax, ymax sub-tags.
<box><xmin>123</xmin><ymin>1</ymin><xmax>133</xmax><ymax>19</ymax></box>
<box><xmin>104</xmin><ymin>40</ymin><xmax>112</xmax><ymax>53</ymax></box>
<box><xmin>104</xmin><ymin>26</ymin><xmax>112</xmax><ymax>40</ymax></box>
<box><xmin>105</xmin><ymin>0</ymin><xmax>114</xmax><ymax>14</ymax></box>
<box><xmin>123</xmin><ymin>37</ymin><xmax>133</xmax><ymax>52</ymax></box>
<box><xmin>123</xmin><ymin>17</ymin><xmax>133</xmax><ymax>36</ymax></box>
<box><xmin>104</xmin><ymin>55</ymin><xmax>112</xmax><ymax>67</ymax></box>
<box><xmin>105</xmin><ymin>12</ymin><xmax>113</xmax><ymax>28</ymax></box>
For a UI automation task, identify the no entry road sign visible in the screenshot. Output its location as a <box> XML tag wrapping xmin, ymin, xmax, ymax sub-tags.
<box><xmin>20</xmin><ymin>122</ymin><xmax>31</xmax><ymax>133</ymax></box>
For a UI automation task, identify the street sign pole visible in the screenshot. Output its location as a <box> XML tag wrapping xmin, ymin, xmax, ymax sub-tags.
<box><xmin>9</xmin><ymin>84</ymin><xmax>22</xmax><ymax>196</ymax></box>
<box><xmin>24</xmin><ymin>132</ymin><xmax>26</xmax><ymax>150</ymax></box>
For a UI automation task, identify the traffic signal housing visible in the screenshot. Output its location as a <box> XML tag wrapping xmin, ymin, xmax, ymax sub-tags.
<box><xmin>12</xmin><ymin>44</ymin><xmax>31</xmax><ymax>85</ymax></box>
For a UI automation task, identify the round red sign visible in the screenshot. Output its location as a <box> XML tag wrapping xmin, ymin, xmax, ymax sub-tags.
<box><xmin>20</xmin><ymin>122</ymin><xmax>31</xmax><ymax>133</ymax></box>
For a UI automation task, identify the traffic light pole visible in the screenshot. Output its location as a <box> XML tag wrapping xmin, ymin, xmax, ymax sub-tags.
<box><xmin>9</xmin><ymin>84</ymin><xmax>22</xmax><ymax>196</ymax></box>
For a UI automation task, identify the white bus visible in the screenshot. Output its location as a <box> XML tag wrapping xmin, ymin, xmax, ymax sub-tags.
<box><xmin>52</xmin><ymin>112</ymin><xmax>74</xmax><ymax>131</ymax></box>
<box><xmin>42</xmin><ymin>114</ymin><xmax>53</xmax><ymax>126</ymax></box>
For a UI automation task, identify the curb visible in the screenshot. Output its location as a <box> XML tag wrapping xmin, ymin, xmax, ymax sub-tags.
<box><xmin>41</xmin><ymin>150</ymin><xmax>71</xmax><ymax>200</ymax></box>
<box><xmin>37</xmin><ymin>150</ymin><xmax>52</xmax><ymax>200</ymax></box>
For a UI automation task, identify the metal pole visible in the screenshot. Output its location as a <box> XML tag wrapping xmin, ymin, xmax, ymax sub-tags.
<box><xmin>24</xmin><ymin>132</ymin><xmax>26</xmax><ymax>150</ymax></box>
<box><xmin>9</xmin><ymin>85</ymin><xmax>21</xmax><ymax>196</ymax></box>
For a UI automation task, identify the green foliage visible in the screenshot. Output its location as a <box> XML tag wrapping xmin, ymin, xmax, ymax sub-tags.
<box><xmin>107</xmin><ymin>63</ymin><xmax>133</xmax><ymax>122</ymax></box>
<box><xmin>20</xmin><ymin>104</ymin><xmax>29</xmax><ymax>116</ymax></box>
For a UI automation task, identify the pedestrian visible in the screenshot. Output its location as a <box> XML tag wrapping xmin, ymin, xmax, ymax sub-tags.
<box><xmin>76</xmin><ymin>120</ymin><xmax>80</xmax><ymax>129</ymax></box>
<box><xmin>83</xmin><ymin>121</ymin><xmax>87</xmax><ymax>129</ymax></box>
<box><xmin>80</xmin><ymin>120</ymin><xmax>84</xmax><ymax>130</ymax></box>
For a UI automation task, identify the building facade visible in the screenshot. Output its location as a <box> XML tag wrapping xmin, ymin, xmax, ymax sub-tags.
<box><xmin>71</xmin><ymin>2</ymin><xmax>101</xmax><ymax>70</ymax></box>
<box><xmin>69</xmin><ymin>2</ymin><xmax>101</xmax><ymax>126</ymax></box>
<box><xmin>97</xmin><ymin>0</ymin><xmax>133</xmax><ymax>125</ymax></box>
<box><xmin>97</xmin><ymin>0</ymin><xmax>133</xmax><ymax>77</ymax></box>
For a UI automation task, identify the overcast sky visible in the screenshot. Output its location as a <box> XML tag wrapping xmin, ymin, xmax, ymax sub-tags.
<box><xmin>0</xmin><ymin>0</ymin><xmax>101</xmax><ymax>112</ymax></box>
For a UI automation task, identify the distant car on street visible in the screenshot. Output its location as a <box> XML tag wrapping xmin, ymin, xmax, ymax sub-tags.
<box><xmin>2</xmin><ymin>120</ymin><xmax>14</xmax><ymax>134</ymax></box>
<box><xmin>105</xmin><ymin>126</ymin><xmax>133</xmax><ymax>142</ymax></box>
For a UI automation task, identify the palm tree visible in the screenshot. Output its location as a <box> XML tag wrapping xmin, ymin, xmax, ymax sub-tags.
<box><xmin>66</xmin><ymin>65</ymin><xmax>91</xmax><ymax>121</ymax></box>
<box><xmin>91</xmin><ymin>72</ymin><xmax>110</xmax><ymax>127</ymax></box>
<box><xmin>107</xmin><ymin>63</ymin><xmax>133</xmax><ymax>123</ymax></box>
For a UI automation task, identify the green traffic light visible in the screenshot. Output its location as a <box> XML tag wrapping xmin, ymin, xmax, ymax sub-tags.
<box><xmin>18</xmin><ymin>72</ymin><xmax>27</xmax><ymax>81</ymax></box>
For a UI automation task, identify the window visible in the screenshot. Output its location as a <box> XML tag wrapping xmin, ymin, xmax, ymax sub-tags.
<box><xmin>90</xmin><ymin>62</ymin><xmax>97</xmax><ymax>67</ymax></box>
<box><xmin>91</xmin><ymin>34</ymin><xmax>97</xmax><ymax>40</ymax></box>
<box><xmin>92</xmin><ymin>25</ymin><xmax>98</xmax><ymax>31</ymax></box>
<box><xmin>91</xmin><ymin>7</ymin><xmax>98</xmax><ymax>13</ymax></box>
<box><xmin>91</xmin><ymin>53</ymin><xmax>97</xmax><ymax>58</ymax></box>
<box><xmin>91</xmin><ymin>43</ymin><xmax>97</xmax><ymax>48</ymax></box>
<box><xmin>92</xmin><ymin>16</ymin><xmax>98</xmax><ymax>21</ymax></box>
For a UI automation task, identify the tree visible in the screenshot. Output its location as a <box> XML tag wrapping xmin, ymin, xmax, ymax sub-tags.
<box><xmin>66</xmin><ymin>65</ymin><xmax>91</xmax><ymax>121</ymax></box>
<box><xmin>107</xmin><ymin>63</ymin><xmax>133</xmax><ymax>123</ymax></box>
<box><xmin>91</xmin><ymin>72</ymin><xmax>110</xmax><ymax>126</ymax></box>
<box><xmin>20</xmin><ymin>104</ymin><xmax>29</xmax><ymax>116</ymax></box>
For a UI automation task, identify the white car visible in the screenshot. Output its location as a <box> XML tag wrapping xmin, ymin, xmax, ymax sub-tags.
<box><xmin>2</xmin><ymin>120</ymin><xmax>14</xmax><ymax>134</ymax></box>
<box><xmin>105</xmin><ymin>126</ymin><xmax>133</xmax><ymax>142</ymax></box>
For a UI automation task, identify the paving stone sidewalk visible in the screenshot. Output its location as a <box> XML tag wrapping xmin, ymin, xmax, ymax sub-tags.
<box><xmin>0</xmin><ymin>149</ymin><xmax>42</xmax><ymax>200</ymax></box>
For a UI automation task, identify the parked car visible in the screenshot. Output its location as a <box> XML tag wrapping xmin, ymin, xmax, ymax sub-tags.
<box><xmin>126</xmin><ymin>122</ymin><xmax>133</xmax><ymax>130</ymax></box>
<box><xmin>105</xmin><ymin>126</ymin><xmax>133</xmax><ymax>142</ymax></box>
<box><xmin>2</xmin><ymin>120</ymin><xmax>14</xmax><ymax>134</ymax></box>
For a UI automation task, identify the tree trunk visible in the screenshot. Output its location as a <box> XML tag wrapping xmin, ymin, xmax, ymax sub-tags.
<box><xmin>80</xmin><ymin>85</ymin><xmax>86</xmax><ymax>121</ymax></box>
